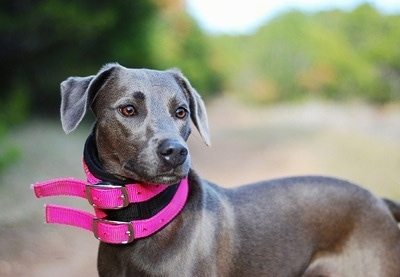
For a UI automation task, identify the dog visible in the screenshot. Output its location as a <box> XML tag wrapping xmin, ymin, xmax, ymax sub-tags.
<box><xmin>60</xmin><ymin>63</ymin><xmax>400</xmax><ymax>276</ymax></box>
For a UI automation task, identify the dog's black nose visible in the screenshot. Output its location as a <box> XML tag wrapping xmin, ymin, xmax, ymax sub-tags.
<box><xmin>158</xmin><ymin>140</ymin><xmax>188</xmax><ymax>167</ymax></box>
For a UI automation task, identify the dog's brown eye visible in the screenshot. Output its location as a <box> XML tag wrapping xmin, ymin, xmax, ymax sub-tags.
<box><xmin>175</xmin><ymin>107</ymin><xmax>188</xmax><ymax>119</ymax></box>
<box><xmin>119</xmin><ymin>105</ymin><xmax>136</xmax><ymax>117</ymax></box>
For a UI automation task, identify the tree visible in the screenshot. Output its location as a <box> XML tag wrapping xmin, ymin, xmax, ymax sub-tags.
<box><xmin>148</xmin><ymin>1</ymin><xmax>221</xmax><ymax>96</ymax></box>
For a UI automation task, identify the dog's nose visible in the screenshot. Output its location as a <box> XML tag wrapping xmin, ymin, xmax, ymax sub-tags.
<box><xmin>158</xmin><ymin>140</ymin><xmax>188</xmax><ymax>167</ymax></box>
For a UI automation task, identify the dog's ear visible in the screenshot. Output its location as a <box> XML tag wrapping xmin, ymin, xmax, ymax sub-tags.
<box><xmin>169</xmin><ymin>69</ymin><xmax>211</xmax><ymax>146</ymax></box>
<box><xmin>60</xmin><ymin>64</ymin><xmax>118</xmax><ymax>134</ymax></box>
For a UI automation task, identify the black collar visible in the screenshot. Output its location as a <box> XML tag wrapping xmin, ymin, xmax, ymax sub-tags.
<box><xmin>83</xmin><ymin>132</ymin><xmax>133</xmax><ymax>185</ymax></box>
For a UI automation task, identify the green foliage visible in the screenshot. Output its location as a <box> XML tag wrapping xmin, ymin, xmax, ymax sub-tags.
<box><xmin>0</xmin><ymin>81</ymin><xmax>28</xmax><ymax>174</ymax></box>
<box><xmin>210</xmin><ymin>4</ymin><xmax>400</xmax><ymax>104</ymax></box>
<box><xmin>0</xmin><ymin>126</ymin><xmax>20</xmax><ymax>175</ymax></box>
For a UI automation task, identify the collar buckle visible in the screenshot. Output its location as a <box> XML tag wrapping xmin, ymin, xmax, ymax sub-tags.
<box><xmin>92</xmin><ymin>218</ymin><xmax>135</xmax><ymax>244</ymax></box>
<box><xmin>85</xmin><ymin>182</ymin><xmax>130</xmax><ymax>209</ymax></box>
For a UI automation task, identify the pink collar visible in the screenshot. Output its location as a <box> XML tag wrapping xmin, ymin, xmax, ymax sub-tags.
<box><xmin>33</xmin><ymin>161</ymin><xmax>189</xmax><ymax>244</ymax></box>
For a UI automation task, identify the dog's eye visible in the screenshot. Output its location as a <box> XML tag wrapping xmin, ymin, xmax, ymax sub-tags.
<box><xmin>175</xmin><ymin>107</ymin><xmax>188</xmax><ymax>119</ymax></box>
<box><xmin>119</xmin><ymin>105</ymin><xmax>136</xmax><ymax>117</ymax></box>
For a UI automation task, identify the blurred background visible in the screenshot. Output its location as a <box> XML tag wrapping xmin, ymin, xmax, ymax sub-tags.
<box><xmin>1</xmin><ymin>0</ymin><xmax>400</xmax><ymax>276</ymax></box>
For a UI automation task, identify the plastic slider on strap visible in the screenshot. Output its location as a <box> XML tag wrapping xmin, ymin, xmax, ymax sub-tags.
<box><xmin>93</xmin><ymin>218</ymin><xmax>134</xmax><ymax>244</ymax></box>
<box><xmin>85</xmin><ymin>183</ymin><xmax>130</xmax><ymax>209</ymax></box>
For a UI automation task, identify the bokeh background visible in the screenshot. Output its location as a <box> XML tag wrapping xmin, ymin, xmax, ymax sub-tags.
<box><xmin>1</xmin><ymin>0</ymin><xmax>400</xmax><ymax>276</ymax></box>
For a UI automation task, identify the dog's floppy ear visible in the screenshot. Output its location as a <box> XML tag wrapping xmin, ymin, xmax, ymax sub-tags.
<box><xmin>169</xmin><ymin>69</ymin><xmax>211</xmax><ymax>146</ymax></box>
<box><xmin>60</xmin><ymin>63</ymin><xmax>118</xmax><ymax>134</ymax></box>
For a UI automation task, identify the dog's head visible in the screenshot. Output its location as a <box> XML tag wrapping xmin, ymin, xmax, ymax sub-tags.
<box><xmin>60</xmin><ymin>63</ymin><xmax>210</xmax><ymax>184</ymax></box>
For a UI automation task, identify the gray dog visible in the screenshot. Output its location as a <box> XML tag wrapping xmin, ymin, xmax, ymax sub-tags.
<box><xmin>60</xmin><ymin>63</ymin><xmax>400</xmax><ymax>276</ymax></box>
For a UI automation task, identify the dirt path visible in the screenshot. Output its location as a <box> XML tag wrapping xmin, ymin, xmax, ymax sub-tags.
<box><xmin>1</xmin><ymin>98</ymin><xmax>400</xmax><ymax>276</ymax></box>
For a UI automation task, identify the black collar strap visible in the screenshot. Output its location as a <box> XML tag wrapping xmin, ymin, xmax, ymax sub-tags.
<box><xmin>105</xmin><ymin>183</ymin><xmax>179</xmax><ymax>221</ymax></box>
<box><xmin>83</xmin><ymin>132</ymin><xmax>134</xmax><ymax>185</ymax></box>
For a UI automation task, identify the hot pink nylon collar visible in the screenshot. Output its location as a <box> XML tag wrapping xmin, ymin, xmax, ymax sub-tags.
<box><xmin>32</xmin><ymin>161</ymin><xmax>189</xmax><ymax>244</ymax></box>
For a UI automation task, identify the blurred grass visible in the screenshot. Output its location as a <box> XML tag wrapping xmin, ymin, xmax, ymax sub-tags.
<box><xmin>189</xmin><ymin>98</ymin><xmax>400</xmax><ymax>198</ymax></box>
<box><xmin>314</xmin><ymin>130</ymin><xmax>400</xmax><ymax>197</ymax></box>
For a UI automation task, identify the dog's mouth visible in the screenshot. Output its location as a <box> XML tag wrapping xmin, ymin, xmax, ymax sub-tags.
<box><xmin>121</xmin><ymin>162</ymin><xmax>188</xmax><ymax>185</ymax></box>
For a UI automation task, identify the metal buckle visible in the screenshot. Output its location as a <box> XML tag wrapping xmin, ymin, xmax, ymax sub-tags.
<box><xmin>85</xmin><ymin>182</ymin><xmax>130</xmax><ymax>209</ymax></box>
<box><xmin>92</xmin><ymin>218</ymin><xmax>135</xmax><ymax>244</ymax></box>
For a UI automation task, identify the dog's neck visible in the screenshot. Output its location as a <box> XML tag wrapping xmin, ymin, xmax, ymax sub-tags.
<box><xmin>83</xmin><ymin>133</ymin><xmax>182</xmax><ymax>223</ymax></box>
